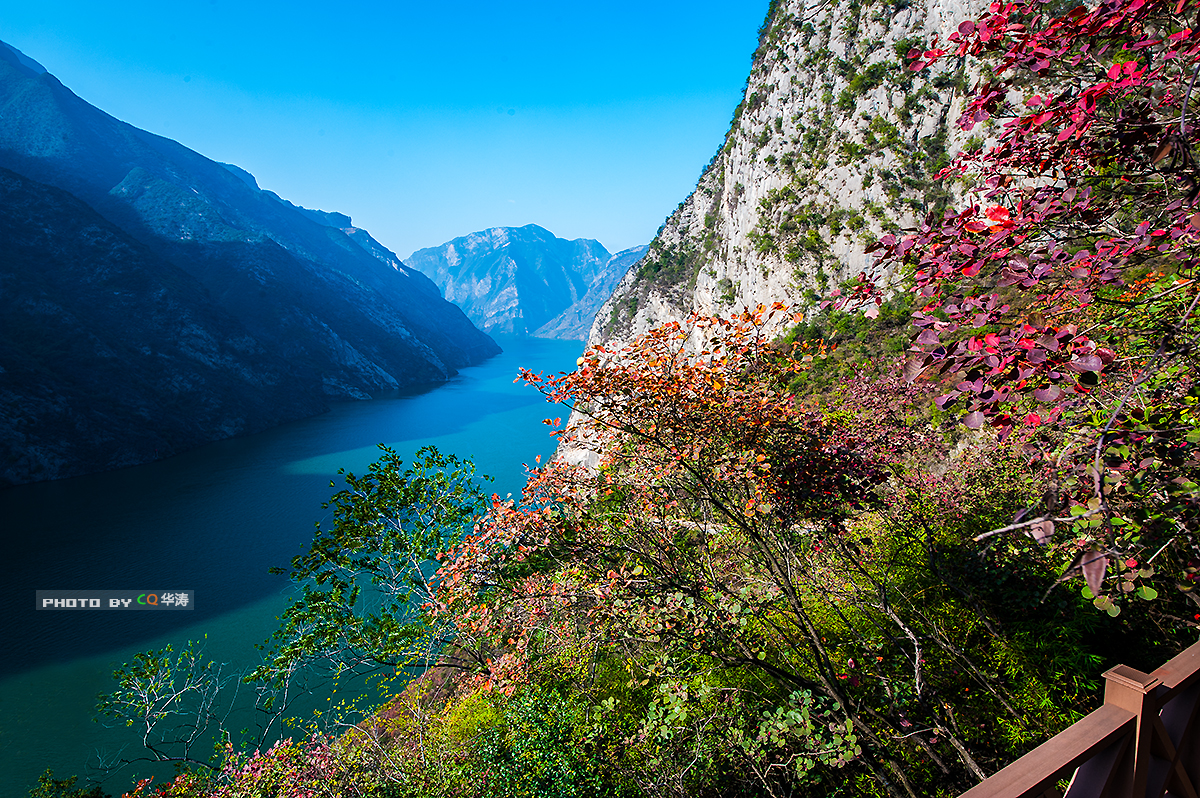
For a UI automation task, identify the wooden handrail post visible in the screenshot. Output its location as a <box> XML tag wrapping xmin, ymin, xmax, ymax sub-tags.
<box><xmin>958</xmin><ymin>640</ymin><xmax>1200</xmax><ymax>798</ymax></box>
<box><xmin>1101</xmin><ymin>664</ymin><xmax>1162</xmax><ymax>798</ymax></box>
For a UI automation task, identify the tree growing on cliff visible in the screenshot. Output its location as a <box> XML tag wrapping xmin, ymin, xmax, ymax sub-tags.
<box><xmin>94</xmin><ymin>446</ymin><xmax>489</xmax><ymax>782</ymax></box>
<box><xmin>425</xmin><ymin>305</ymin><xmax>1135</xmax><ymax>797</ymax></box>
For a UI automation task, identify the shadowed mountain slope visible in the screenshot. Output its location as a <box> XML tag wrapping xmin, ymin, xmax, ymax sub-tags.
<box><xmin>0</xmin><ymin>166</ymin><xmax>326</xmax><ymax>485</ymax></box>
<box><xmin>0</xmin><ymin>40</ymin><xmax>500</xmax><ymax>484</ymax></box>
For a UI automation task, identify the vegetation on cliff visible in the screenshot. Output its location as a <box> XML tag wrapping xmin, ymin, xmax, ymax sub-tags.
<box><xmin>50</xmin><ymin>0</ymin><xmax>1200</xmax><ymax>795</ymax></box>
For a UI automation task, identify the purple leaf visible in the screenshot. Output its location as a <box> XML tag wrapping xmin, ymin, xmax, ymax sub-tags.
<box><xmin>1033</xmin><ymin>386</ymin><xmax>1061</xmax><ymax>402</ymax></box>
<box><xmin>962</xmin><ymin>411</ymin><xmax>985</xmax><ymax>429</ymax></box>
<box><xmin>935</xmin><ymin>392</ymin><xmax>960</xmax><ymax>408</ymax></box>
<box><xmin>1069</xmin><ymin>354</ymin><xmax>1103</xmax><ymax>372</ymax></box>
<box><xmin>916</xmin><ymin>329</ymin><xmax>940</xmax><ymax>345</ymax></box>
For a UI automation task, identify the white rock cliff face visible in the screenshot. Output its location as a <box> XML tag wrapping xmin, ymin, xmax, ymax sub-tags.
<box><xmin>590</xmin><ymin>0</ymin><xmax>985</xmax><ymax>349</ymax></box>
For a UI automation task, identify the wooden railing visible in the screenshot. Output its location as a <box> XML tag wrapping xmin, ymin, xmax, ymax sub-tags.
<box><xmin>960</xmin><ymin>639</ymin><xmax>1200</xmax><ymax>798</ymax></box>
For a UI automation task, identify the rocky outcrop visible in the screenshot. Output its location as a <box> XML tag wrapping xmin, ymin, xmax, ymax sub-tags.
<box><xmin>590</xmin><ymin>0</ymin><xmax>983</xmax><ymax>347</ymax></box>
<box><xmin>406</xmin><ymin>225</ymin><xmax>641</xmax><ymax>339</ymax></box>
<box><xmin>531</xmin><ymin>245</ymin><xmax>648</xmax><ymax>340</ymax></box>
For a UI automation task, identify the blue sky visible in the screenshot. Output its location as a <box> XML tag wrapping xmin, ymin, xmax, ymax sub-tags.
<box><xmin>3</xmin><ymin>1</ymin><xmax>766</xmax><ymax>258</ymax></box>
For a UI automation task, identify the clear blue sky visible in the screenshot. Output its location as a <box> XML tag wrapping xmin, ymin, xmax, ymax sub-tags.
<box><xmin>3</xmin><ymin>1</ymin><xmax>767</xmax><ymax>258</ymax></box>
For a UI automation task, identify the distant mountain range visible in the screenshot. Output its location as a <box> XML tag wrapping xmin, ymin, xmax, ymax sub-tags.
<box><xmin>406</xmin><ymin>224</ymin><xmax>646</xmax><ymax>340</ymax></box>
<box><xmin>0</xmin><ymin>40</ymin><xmax>499</xmax><ymax>486</ymax></box>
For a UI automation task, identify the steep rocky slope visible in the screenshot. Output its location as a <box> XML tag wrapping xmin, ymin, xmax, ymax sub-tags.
<box><xmin>0</xmin><ymin>166</ymin><xmax>325</xmax><ymax>485</ymax></box>
<box><xmin>531</xmin><ymin>245</ymin><xmax>648</xmax><ymax>340</ymax></box>
<box><xmin>0</xmin><ymin>41</ymin><xmax>499</xmax><ymax>403</ymax></box>
<box><xmin>591</xmin><ymin>0</ymin><xmax>982</xmax><ymax>347</ymax></box>
<box><xmin>407</xmin><ymin>225</ymin><xmax>642</xmax><ymax>339</ymax></box>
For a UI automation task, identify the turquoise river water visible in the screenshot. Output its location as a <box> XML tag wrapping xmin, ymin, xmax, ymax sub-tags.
<box><xmin>0</xmin><ymin>336</ymin><xmax>584</xmax><ymax>797</ymax></box>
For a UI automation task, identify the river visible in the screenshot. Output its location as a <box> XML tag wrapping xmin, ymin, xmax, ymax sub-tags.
<box><xmin>0</xmin><ymin>336</ymin><xmax>584</xmax><ymax>797</ymax></box>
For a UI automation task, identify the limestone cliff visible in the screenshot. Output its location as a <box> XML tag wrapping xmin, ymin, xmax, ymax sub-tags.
<box><xmin>590</xmin><ymin>0</ymin><xmax>983</xmax><ymax>347</ymax></box>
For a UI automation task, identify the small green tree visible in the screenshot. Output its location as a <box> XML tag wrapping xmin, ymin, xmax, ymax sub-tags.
<box><xmin>27</xmin><ymin>770</ymin><xmax>109</xmax><ymax>798</ymax></box>
<box><xmin>252</xmin><ymin>445</ymin><xmax>490</xmax><ymax>688</ymax></box>
<box><xmin>97</xmin><ymin>445</ymin><xmax>489</xmax><ymax>778</ymax></box>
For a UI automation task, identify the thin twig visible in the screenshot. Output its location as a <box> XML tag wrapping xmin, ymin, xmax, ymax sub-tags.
<box><xmin>1182</xmin><ymin>61</ymin><xmax>1200</xmax><ymax>139</ymax></box>
<box><xmin>971</xmin><ymin>510</ymin><xmax>1099</xmax><ymax>542</ymax></box>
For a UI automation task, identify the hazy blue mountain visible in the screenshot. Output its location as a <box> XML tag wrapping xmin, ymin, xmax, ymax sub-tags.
<box><xmin>0</xmin><ymin>39</ymin><xmax>501</xmax><ymax>484</ymax></box>
<box><xmin>531</xmin><ymin>245</ymin><xmax>648</xmax><ymax>340</ymax></box>
<box><xmin>0</xmin><ymin>41</ymin><xmax>499</xmax><ymax>394</ymax></box>
<box><xmin>0</xmin><ymin>166</ymin><xmax>326</xmax><ymax>486</ymax></box>
<box><xmin>216</xmin><ymin>161</ymin><xmax>442</xmax><ymax>296</ymax></box>
<box><xmin>406</xmin><ymin>224</ymin><xmax>641</xmax><ymax>338</ymax></box>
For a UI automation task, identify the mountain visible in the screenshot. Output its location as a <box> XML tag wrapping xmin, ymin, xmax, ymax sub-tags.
<box><xmin>530</xmin><ymin>245</ymin><xmax>648</xmax><ymax>340</ymax></box>
<box><xmin>0</xmin><ymin>41</ymin><xmax>498</xmax><ymax>393</ymax></box>
<box><xmin>405</xmin><ymin>225</ymin><xmax>641</xmax><ymax>339</ymax></box>
<box><xmin>0</xmin><ymin>166</ymin><xmax>328</xmax><ymax>485</ymax></box>
<box><xmin>0</xmin><ymin>40</ymin><xmax>501</xmax><ymax>485</ymax></box>
<box><xmin>588</xmin><ymin>0</ymin><xmax>980</xmax><ymax>347</ymax></box>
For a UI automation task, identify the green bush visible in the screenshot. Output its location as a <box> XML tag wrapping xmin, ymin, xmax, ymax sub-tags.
<box><xmin>27</xmin><ymin>771</ymin><xmax>108</xmax><ymax>798</ymax></box>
